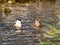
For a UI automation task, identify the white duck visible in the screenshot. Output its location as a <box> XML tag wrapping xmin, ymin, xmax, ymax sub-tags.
<box><xmin>13</xmin><ymin>18</ymin><xmax>22</xmax><ymax>33</ymax></box>
<box><xmin>14</xmin><ymin>18</ymin><xmax>22</xmax><ymax>30</ymax></box>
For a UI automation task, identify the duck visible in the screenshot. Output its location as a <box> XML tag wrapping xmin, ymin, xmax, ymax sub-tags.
<box><xmin>33</xmin><ymin>18</ymin><xmax>42</xmax><ymax>30</ymax></box>
<box><xmin>32</xmin><ymin>18</ymin><xmax>42</xmax><ymax>37</ymax></box>
<box><xmin>14</xmin><ymin>18</ymin><xmax>22</xmax><ymax>30</ymax></box>
<box><xmin>13</xmin><ymin>18</ymin><xmax>22</xmax><ymax>33</ymax></box>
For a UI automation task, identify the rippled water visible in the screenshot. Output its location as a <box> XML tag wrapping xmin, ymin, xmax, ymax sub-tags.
<box><xmin>0</xmin><ymin>3</ymin><xmax>60</xmax><ymax>45</ymax></box>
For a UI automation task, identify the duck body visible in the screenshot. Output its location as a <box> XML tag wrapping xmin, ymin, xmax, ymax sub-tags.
<box><xmin>14</xmin><ymin>20</ymin><xmax>22</xmax><ymax>29</ymax></box>
<box><xmin>33</xmin><ymin>19</ymin><xmax>42</xmax><ymax>29</ymax></box>
<box><xmin>34</xmin><ymin>20</ymin><xmax>40</xmax><ymax>27</ymax></box>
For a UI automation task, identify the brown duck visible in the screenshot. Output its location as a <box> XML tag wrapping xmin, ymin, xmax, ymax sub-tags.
<box><xmin>33</xmin><ymin>18</ymin><xmax>42</xmax><ymax>30</ymax></box>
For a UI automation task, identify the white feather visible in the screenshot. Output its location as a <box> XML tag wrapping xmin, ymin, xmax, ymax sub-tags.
<box><xmin>14</xmin><ymin>20</ymin><xmax>22</xmax><ymax>29</ymax></box>
<box><xmin>15</xmin><ymin>20</ymin><xmax>21</xmax><ymax>27</ymax></box>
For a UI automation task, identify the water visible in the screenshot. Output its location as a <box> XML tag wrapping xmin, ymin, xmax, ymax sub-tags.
<box><xmin>0</xmin><ymin>3</ymin><xmax>60</xmax><ymax>45</ymax></box>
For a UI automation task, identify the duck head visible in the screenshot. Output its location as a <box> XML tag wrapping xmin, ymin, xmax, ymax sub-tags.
<box><xmin>14</xmin><ymin>17</ymin><xmax>22</xmax><ymax>29</ymax></box>
<box><xmin>17</xmin><ymin>17</ymin><xmax>22</xmax><ymax>21</ymax></box>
